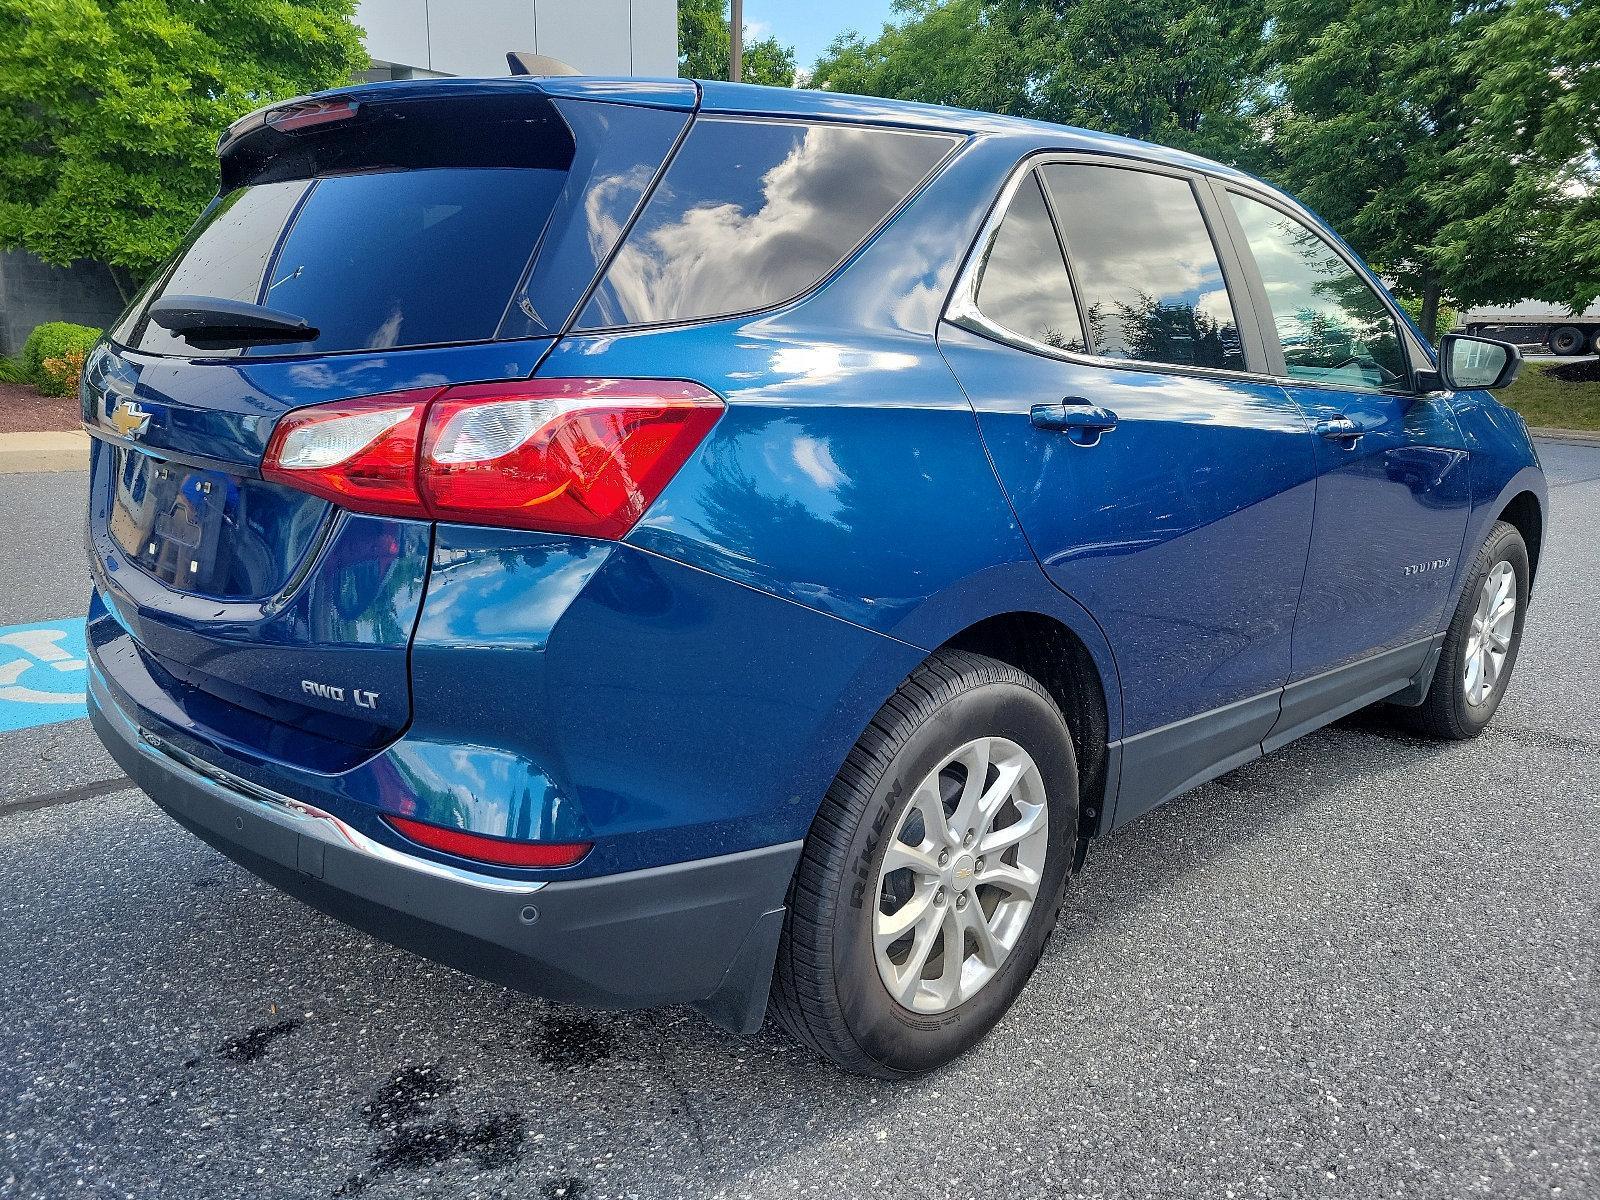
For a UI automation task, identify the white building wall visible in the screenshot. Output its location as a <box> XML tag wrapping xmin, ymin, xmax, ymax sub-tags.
<box><xmin>356</xmin><ymin>0</ymin><xmax>678</xmax><ymax>78</ymax></box>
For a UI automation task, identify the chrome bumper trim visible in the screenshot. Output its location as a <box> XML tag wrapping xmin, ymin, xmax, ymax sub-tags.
<box><xmin>92</xmin><ymin>673</ymin><xmax>545</xmax><ymax>895</ymax></box>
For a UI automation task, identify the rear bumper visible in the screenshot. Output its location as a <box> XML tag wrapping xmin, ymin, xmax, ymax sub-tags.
<box><xmin>90</xmin><ymin>677</ymin><xmax>800</xmax><ymax>1033</ymax></box>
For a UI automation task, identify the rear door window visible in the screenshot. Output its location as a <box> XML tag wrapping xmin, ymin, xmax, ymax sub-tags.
<box><xmin>1040</xmin><ymin>164</ymin><xmax>1247</xmax><ymax>372</ymax></box>
<box><xmin>127</xmin><ymin>167</ymin><xmax>566</xmax><ymax>358</ymax></box>
<box><xmin>1227</xmin><ymin>191</ymin><xmax>1409</xmax><ymax>390</ymax></box>
<box><xmin>973</xmin><ymin>171</ymin><xmax>1087</xmax><ymax>353</ymax></box>
<box><xmin>576</xmin><ymin>118</ymin><xmax>957</xmax><ymax>329</ymax></box>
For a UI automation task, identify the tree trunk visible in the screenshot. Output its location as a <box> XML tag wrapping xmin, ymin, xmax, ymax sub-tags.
<box><xmin>1419</xmin><ymin>276</ymin><xmax>1442</xmax><ymax>344</ymax></box>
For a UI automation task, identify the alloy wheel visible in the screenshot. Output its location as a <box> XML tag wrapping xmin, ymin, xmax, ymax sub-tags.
<box><xmin>873</xmin><ymin>737</ymin><xmax>1049</xmax><ymax>1014</ymax></box>
<box><xmin>1464</xmin><ymin>560</ymin><xmax>1517</xmax><ymax>707</ymax></box>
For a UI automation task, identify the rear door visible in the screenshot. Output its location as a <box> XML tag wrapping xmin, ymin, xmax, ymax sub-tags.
<box><xmin>938</xmin><ymin>156</ymin><xmax>1319</xmax><ymax>821</ymax></box>
<box><xmin>1212</xmin><ymin>186</ymin><xmax>1472</xmax><ymax>745</ymax></box>
<box><xmin>86</xmin><ymin>85</ymin><xmax>690</xmax><ymax>761</ymax></box>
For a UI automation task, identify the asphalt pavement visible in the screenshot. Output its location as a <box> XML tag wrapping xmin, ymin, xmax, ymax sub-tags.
<box><xmin>1</xmin><ymin>442</ymin><xmax>1596</xmax><ymax>1200</ymax></box>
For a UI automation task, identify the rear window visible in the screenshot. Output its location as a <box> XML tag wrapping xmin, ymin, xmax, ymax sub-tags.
<box><xmin>1040</xmin><ymin>163</ymin><xmax>1246</xmax><ymax>372</ymax></box>
<box><xmin>974</xmin><ymin>171</ymin><xmax>1087</xmax><ymax>354</ymax></box>
<box><xmin>575</xmin><ymin>118</ymin><xmax>957</xmax><ymax>329</ymax></box>
<box><xmin>124</xmin><ymin>167</ymin><xmax>566</xmax><ymax>358</ymax></box>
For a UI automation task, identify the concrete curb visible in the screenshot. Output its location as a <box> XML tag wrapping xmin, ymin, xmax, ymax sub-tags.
<box><xmin>1531</xmin><ymin>426</ymin><xmax>1600</xmax><ymax>446</ymax></box>
<box><xmin>0</xmin><ymin>430</ymin><xmax>89</xmax><ymax>474</ymax></box>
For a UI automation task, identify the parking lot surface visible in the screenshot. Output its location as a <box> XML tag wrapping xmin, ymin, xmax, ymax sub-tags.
<box><xmin>2</xmin><ymin>442</ymin><xmax>1596</xmax><ymax>1200</ymax></box>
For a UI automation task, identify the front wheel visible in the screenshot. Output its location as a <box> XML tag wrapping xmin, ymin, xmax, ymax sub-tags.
<box><xmin>771</xmin><ymin>650</ymin><xmax>1077</xmax><ymax>1077</ymax></box>
<box><xmin>1406</xmin><ymin>520</ymin><xmax>1530</xmax><ymax>739</ymax></box>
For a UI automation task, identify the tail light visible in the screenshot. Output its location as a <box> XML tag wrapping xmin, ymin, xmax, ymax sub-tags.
<box><xmin>383</xmin><ymin>814</ymin><xmax>591</xmax><ymax>869</ymax></box>
<box><xmin>262</xmin><ymin>379</ymin><xmax>722</xmax><ymax>538</ymax></box>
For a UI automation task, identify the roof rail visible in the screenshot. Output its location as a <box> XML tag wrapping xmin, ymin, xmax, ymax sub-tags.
<box><xmin>507</xmin><ymin>52</ymin><xmax>581</xmax><ymax>77</ymax></box>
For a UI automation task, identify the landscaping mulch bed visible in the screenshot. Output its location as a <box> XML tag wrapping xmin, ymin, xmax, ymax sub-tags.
<box><xmin>1548</xmin><ymin>357</ymin><xmax>1600</xmax><ymax>384</ymax></box>
<box><xmin>0</xmin><ymin>382</ymin><xmax>81</xmax><ymax>434</ymax></box>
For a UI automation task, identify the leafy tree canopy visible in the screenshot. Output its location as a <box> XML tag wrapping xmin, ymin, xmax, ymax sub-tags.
<box><xmin>811</xmin><ymin>0</ymin><xmax>1271</xmax><ymax>167</ymax></box>
<box><xmin>0</xmin><ymin>0</ymin><xmax>368</xmax><ymax>296</ymax></box>
<box><xmin>679</xmin><ymin>0</ymin><xmax>797</xmax><ymax>87</ymax></box>
<box><xmin>813</xmin><ymin>0</ymin><xmax>1600</xmax><ymax>338</ymax></box>
<box><xmin>1265</xmin><ymin>0</ymin><xmax>1600</xmax><ymax>336</ymax></box>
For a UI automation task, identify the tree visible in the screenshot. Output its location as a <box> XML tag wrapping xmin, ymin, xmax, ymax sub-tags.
<box><xmin>0</xmin><ymin>0</ymin><xmax>368</xmax><ymax>300</ymax></box>
<box><xmin>810</xmin><ymin>0</ymin><xmax>1271</xmax><ymax>168</ymax></box>
<box><xmin>1264</xmin><ymin>0</ymin><xmax>1600</xmax><ymax>340</ymax></box>
<box><xmin>679</xmin><ymin>0</ymin><xmax>797</xmax><ymax>87</ymax></box>
<box><xmin>810</xmin><ymin>0</ymin><xmax>1019</xmax><ymax>112</ymax></box>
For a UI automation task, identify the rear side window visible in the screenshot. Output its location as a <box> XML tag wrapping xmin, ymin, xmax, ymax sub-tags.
<box><xmin>974</xmin><ymin>172</ymin><xmax>1087</xmax><ymax>353</ymax></box>
<box><xmin>126</xmin><ymin>168</ymin><xmax>565</xmax><ymax>358</ymax></box>
<box><xmin>1227</xmin><ymin>192</ymin><xmax>1408</xmax><ymax>390</ymax></box>
<box><xmin>576</xmin><ymin>118</ymin><xmax>957</xmax><ymax>329</ymax></box>
<box><xmin>1040</xmin><ymin>164</ymin><xmax>1246</xmax><ymax>372</ymax></box>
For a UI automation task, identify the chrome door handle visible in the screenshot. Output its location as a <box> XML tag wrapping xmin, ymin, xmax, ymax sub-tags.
<box><xmin>1031</xmin><ymin>401</ymin><xmax>1119</xmax><ymax>445</ymax></box>
<box><xmin>1315</xmin><ymin>416</ymin><xmax>1362</xmax><ymax>443</ymax></box>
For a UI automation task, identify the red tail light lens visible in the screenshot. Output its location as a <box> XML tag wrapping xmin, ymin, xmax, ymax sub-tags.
<box><xmin>260</xmin><ymin>379</ymin><xmax>722</xmax><ymax>538</ymax></box>
<box><xmin>383</xmin><ymin>814</ymin><xmax>591</xmax><ymax>869</ymax></box>
<box><xmin>421</xmin><ymin>380</ymin><xmax>723</xmax><ymax>537</ymax></box>
<box><xmin>262</xmin><ymin>391</ymin><xmax>436</xmax><ymax>517</ymax></box>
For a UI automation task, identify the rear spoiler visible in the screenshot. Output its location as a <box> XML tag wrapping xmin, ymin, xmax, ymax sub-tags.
<box><xmin>218</xmin><ymin>76</ymin><xmax>698</xmax><ymax>167</ymax></box>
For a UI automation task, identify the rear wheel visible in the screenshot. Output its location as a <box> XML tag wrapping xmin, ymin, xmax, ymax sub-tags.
<box><xmin>1405</xmin><ymin>521</ymin><xmax>1529</xmax><ymax>740</ymax></box>
<box><xmin>1548</xmin><ymin>325</ymin><xmax>1585</xmax><ymax>355</ymax></box>
<box><xmin>772</xmin><ymin>650</ymin><xmax>1077</xmax><ymax>1077</ymax></box>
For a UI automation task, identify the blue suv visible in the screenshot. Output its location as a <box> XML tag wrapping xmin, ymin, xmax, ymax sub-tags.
<box><xmin>84</xmin><ymin>75</ymin><xmax>1545</xmax><ymax>1077</ymax></box>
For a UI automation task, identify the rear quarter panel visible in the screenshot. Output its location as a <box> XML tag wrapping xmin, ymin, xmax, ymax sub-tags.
<box><xmin>544</xmin><ymin>132</ymin><xmax>1123</xmax><ymax>707</ymax></box>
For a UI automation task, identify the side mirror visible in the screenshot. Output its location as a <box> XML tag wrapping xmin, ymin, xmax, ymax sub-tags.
<box><xmin>1438</xmin><ymin>333</ymin><xmax>1522</xmax><ymax>391</ymax></box>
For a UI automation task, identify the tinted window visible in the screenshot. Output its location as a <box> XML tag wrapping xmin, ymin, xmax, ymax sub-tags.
<box><xmin>127</xmin><ymin>168</ymin><xmax>566</xmax><ymax>358</ymax></box>
<box><xmin>1041</xmin><ymin>164</ymin><xmax>1246</xmax><ymax>371</ymax></box>
<box><xmin>577</xmin><ymin>118</ymin><xmax>956</xmax><ymax>329</ymax></box>
<box><xmin>974</xmin><ymin>172</ymin><xmax>1086</xmax><ymax>353</ymax></box>
<box><xmin>1228</xmin><ymin>192</ymin><xmax>1408</xmax><ymax>389</ymax></box>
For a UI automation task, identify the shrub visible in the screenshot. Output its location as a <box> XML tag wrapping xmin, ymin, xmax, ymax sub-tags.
<box><xmin>21</xmin><ymin>322</ymin><xmax>101</xmax><ymax>396</ymax></box>
<box><xmin>1395</xmin><ymin>296</ymin><xmax>1461</xmax><ymax>340</ymax></box>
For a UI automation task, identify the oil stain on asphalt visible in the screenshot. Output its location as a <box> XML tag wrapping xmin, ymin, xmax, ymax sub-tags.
<box><xmin>335</xmin><ymin>1064</ymin><xmax>530</xmax><ymax>1195</ymax></box>
<box><xmin>217</xmin><ymin>1018</ymin><xmax>303</xmax><ymax>1064</ymax></box>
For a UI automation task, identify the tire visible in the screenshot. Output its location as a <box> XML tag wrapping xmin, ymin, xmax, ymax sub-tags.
<box><xmin>1405</xmin><ymin>521</ymin><xmax>1530</xmax><ymax>740</ymax></box>
<box><xmin>1548</xmin><ymin>325</ymin><xmax>1585</xmax><ymax>355</ymax></box>
<box><xmin>771</xmin><ymin>649</ymin><xmax>1077</xmax><ymax>1078</ymax></box>
<box><xmin>1590</xmin><ymin>328</ymin><xmax>1600</xmax><ymax>357</ymax></box>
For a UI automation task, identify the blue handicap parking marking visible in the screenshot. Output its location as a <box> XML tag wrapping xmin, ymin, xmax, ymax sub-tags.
<box><xmin>0</xmin><ymin>618</ymin><xmax>89</xmax><ymax>733</ymax></box>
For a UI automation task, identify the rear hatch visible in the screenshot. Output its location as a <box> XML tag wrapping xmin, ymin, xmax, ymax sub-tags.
<box><xmin>86</xmin><ymin>79</ymin><xmax>694</xmax><ymax>763</ymax></box>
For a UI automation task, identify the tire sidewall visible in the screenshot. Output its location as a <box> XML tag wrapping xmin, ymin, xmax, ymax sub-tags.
<box><xmin>1440</xmin><ymin>527</ymin><xmax>1530</xmax><ymax>733</ymax></box>
<box><xmin>829</xmin><ymin>681</ymin><xmax>1077</xmax><ymax>1075</ymax></box>
<box><xmin>1549</xmin><ymin>327</ymin><xmax>1583</xmax><ymax>355</ymax></box>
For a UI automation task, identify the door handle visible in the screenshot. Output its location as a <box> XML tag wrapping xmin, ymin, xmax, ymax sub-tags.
<box><xmin>1031</xmin><ymin>401</ymin><xmax>1119</xmax><ymax>445</ymax></box>
<box><xmin>1315</xmin><ymin>416</ymin><xmax>1362</xmax><ymax>444</ymax></box>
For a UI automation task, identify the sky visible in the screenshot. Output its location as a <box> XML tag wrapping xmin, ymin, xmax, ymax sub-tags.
<box><xmin>742</xmin><ymin>0</ymin><xmax>903</xmax><ymax>71</ymax></box>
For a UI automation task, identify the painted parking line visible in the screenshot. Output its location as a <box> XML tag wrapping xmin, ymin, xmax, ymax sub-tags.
<box><xmin>0</xmin><ymin>618</ymin><xmax>89</xmax><ymax>733</ymax></box>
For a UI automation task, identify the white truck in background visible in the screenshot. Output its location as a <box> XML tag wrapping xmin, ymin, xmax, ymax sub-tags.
<box><xmin>1458</xmin><ymin>302</ymin><xmax>1600</xmax><ymax>355</ymax></box>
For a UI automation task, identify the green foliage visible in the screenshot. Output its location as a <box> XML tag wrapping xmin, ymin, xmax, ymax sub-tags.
<box><xmin>21</xmin><ymin>321</ymin><xmax>100</xmax><ymax>395</ymax></box>
<box><xmin>1263</xmin><ymin>0</ymin><xmax>1600</xmax><ymax>339</ymax></box>
<box><xmin>0</xmin><ymin>355</ymin><xmax>28</xmax><ymax>384</ymax></box>
<box><xmin>809</xmin><ymin>0</ymin><xmax>1598</xmax><ymax>342</ymax></box>
<box><xmin>1501</xmin><ymin>362</ymin><xmax>1600</xmax><ymax>432</ymax></box>
<box><xmin>0</xmin><ymin>0</ymin><xmax>369</xmax><ymax>289</ymax></box>
<box><xmin>810</xmin><ymin>0</ymin><xmax>1271</xmax><ymax>168</ymax></box>
<box><xmin>1396</xmin><ymin>296</ymin><xmax>1461</xmax><ymax>340</ymax></box>
<box><xmin>679</xmin><ymin>0</ymin><xmax>797</xmax><ymax>86</ymax></box>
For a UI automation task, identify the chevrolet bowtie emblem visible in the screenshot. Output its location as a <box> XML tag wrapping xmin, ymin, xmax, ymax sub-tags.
<box><xmin>111</xmin><ymin>400</ymin><xmax>152</xmax><ymax>440</ymax></box>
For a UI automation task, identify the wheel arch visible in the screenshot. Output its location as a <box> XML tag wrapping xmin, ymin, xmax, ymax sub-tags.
<box><xmin>938</xmin><ymin>610</ymin><xmax>1114</xmax><ymax>854</ymax></box>
<box><xmin>1497</xmin><ymin>490</ymin><xmax>1544</xmax><ymax>584</ymax></box>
